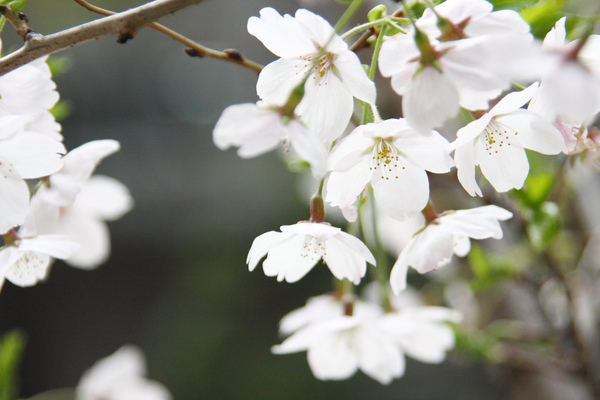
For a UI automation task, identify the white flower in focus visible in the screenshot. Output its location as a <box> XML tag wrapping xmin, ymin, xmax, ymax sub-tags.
<box><xmin>389</xmin><ymin>205</ymin><xmax>512</xmax><ymax>294</ymax></box>
<box><xmin>453</xmin><ymin>82</ymin><xmax>565</xmax><ymax>196</ymax></box>
<box><xmin>0</xmin><ymin>116</ymin><xmax>66</xmax><ymax>234</ymax></box>
<box><xmin>378</xmin><ymin>0</ymin><xmax>541</xmax><ymax>133</ymax></box>
<box><xmin>248</xmin><ymin>7</ymin><xmax>376</xmax><ymax>144</ymax></box>
<box><xmin>37</xmin><ymin>140</ymin><xmax>134</xmax><ymax>269</ymax></box>
<box><xmin>213</xmin><ymin>102</ymin><xmax>327</xmax><ymax>178</ymax></box>
<box><xmin>247</xmin><ymin>222</ymin><xmax>375</xmax><ymax>284</ymax></box>
<box><xmin>326</xmin><ymin>118</ymin><xmax>453</xmax><ymax>221</ymax></box>
<box><xmin>76</xmin><ymin>345</ymin><xmax>172</xmax><ymax>400</ymax></box>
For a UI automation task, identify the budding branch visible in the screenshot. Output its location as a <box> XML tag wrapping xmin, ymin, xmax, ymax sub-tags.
<box><xmin>0</xmin><ymin>0</ymin><xmax>204</xmax><ymax>76</ymax></box>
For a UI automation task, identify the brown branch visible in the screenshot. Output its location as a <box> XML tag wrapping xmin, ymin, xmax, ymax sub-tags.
<box><xmin>0</xmin><ymin>0</ymin><xmax>204</xmax><ymax>76</ymax></box>
<box><xmin>73</xmin><ymin>0</ymin><xmax>263</xmax><ymax>73</ymax></box>
<box><xmin>0</xmin><ymin>5</ymin><xmax>32</xmax><ymax>40</ymax></box>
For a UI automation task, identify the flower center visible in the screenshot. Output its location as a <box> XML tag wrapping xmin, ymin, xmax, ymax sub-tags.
<box><xmin>300</xmin><ymin>235</ymin><xmax>326</xmax><ymax>262</ymax></box>
<box><xmin>297</xmin><ymin>51</ymin><xmax>335</xmax><ymax>81</ymax></box>
<box><xmin>482</xmin><ymin>119</ymin><xmax>514</xmax><ymax>155</ymax></box>
<box><xmin>369</xmin><ymin>138</ymin><xmax>405</xmax><ymax>180</ymax></box>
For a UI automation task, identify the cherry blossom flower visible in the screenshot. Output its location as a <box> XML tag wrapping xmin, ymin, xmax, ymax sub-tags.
<box><xmin>213</xmin><ymin>101</ymin><xmax>327</xmax><ymax>178</ymax></box>
<box><xmin>378</xmin><ymin>0</ymin><xmax>541</xmax><ymax>133</ymax></box>
<box><xmin>0</xmin><ymin>116</ymin><xmax>66</xmax><ymax>234</ymax></box>
<box><xmin>272</xmin><ymin>288</ymin><xmax>460</xmax><ymax>384</ymax></box>
<box><xmin>247</xmin><ymin>222</ymin><xmax>375</xmax><ymax>284</ymax></box>
<box><xmin>36</xmin><ymin>140</ymin><xmax>134</xmax><ymax>269</ymax></box>
<box><xmin>248</xmin><ymin>7</ymin><xmax>376</xmax><ymax>144</ymax></box>
<box><xmin>0</xmin><ymin>196</ymin><xmax>79</xmax><ymax>291</ymax></box>
<box><xmin>76</xmin><ymin>345</ymin><xmax>172</xmax><ymax>400</ymax></box>
<box><xmin>389</xmin><ymin>205</ymin><xmax>513</xmax><ymax>294</ymax></box>
<box><xmin>453</xmin><ymin>82</ymin><xmax>565</xmax><ymax>196</ymax></box>
<box><xmin>326</xmin><ymin>118</ymin><xmax>453</xmax><ymax>221</ymax></box>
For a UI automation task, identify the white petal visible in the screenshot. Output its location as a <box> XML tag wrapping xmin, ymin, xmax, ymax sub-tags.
<box><xmin>0</xmin><ymin>132</ymin><xmax>65</xmax><ymax>178</ymax></box>
<box><xmin>454</xmin><ymin>139</ymin><xmax>483</xmax><ymax>197</ymax></box>
<box><xmin>0</xmin><ymin>161</ymin><xmax>29</xmax><ymax>234</ymax></box>
<box><xmin>372</xmin><ymin>162</ymin><xmax>430</xmax><ymax>220</ymax></box>
<box><xmin>262</xmin><ymin>234</ymin><xmax>318</xmax><ymax>282</ymax></box>
<box><xmin>280</xmin><ymin>222</ymin><xmax>341</xmax><ymax>242</ymax></box>
<box><xmin>295</xmin><ymin>9</ymin><xmax>347</xmax><ymax>54</ymax></box>
<box><xmin>378</xmin><ymin>35</ymin><xmax>420</xmax><ymax>78</ymax></box>
<box><xmin>73</xmin><ymin>176</ymin><xmax>134</xmax><ymax>221</ymax></box>
<box><xmin>324</xmin><ymin>233</ymin><xmax>373</xmax><ymax>284</ymax></box>
<box><xmin>440</xmin><ymin>205</ymin><xmax>512</xmax><ymax>240</ymax></box>
<box><xmin>307</xmin><ymin>331</ymin><xmax>359</xmax><ymax>381</ymax></box>
<box><xmin>476</xmin><ymin>135</ymin><xmax>529</xmax><ymax>192</ymax></box>
<box><xmin>400</xmin><ymin>322</ymin><xmax>455</xmax><ymax>364</ymax></box>
<box><xmin>334</xmin><ymin>50</ymin><xmax>376</xmax><ymax>104</ymax></box>
<box><xmin>325</xmin><ymin>159</ymin><xmax>372</xmax><ymax>214</ymax></box>
<box><xmin>58</xmin><ymin>209</ymin><xmax>110</xmax><ymax>270</ymax></box>
<box><xmin>287</xmin><ymin>121</ymin><xmax>328</xmax><ymax>179</ymax></box>
<box><xmin>246</xmin><ymin>231</ymin><xmax>293</xmax><ymax>271</ymax></box>
<box><xmin>256</xmin><ymin>58</ymin><xmax>309</xmax><ymax>106</ymax></box>
<box><xmin>394</xmin><ymin>128</ymin><xmax>454</xmax><ymax>173</ymax></box>
<box><xmin>19</xmin><ymin>235</ymin><xmax>80</xmax><ymax>260</ymax></box>
<box><xmin>489</xmin><ymin>82</ymin><xmax>538</xmax><ymax>117</ymax></box>
<box><xmin>327</xmin><ymin>125</ymin><xmax>373</xmax><ymax>171</ymax></box>
<box><xmin>4</xmin><ymin>250</ymin><xmax>52</xmax><ymax>287</ymax></box>
<box><xmin>403</xmin><ymin>67</ymin><xmax>460</xmax><ymax>133</ymax></box>
<box><xmin>497</xmin><ymin>110</ymin><xmax>565</xmax><ymax>155</ymax></box>
<box><xmin>247</xmin><ymin>8</ymin><xmax>316</xmax><ymax>58</ymax></box>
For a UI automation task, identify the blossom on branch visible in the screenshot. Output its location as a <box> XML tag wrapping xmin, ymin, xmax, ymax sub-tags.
<box><xmin>248</xmin><ymin>7</ymin><xmax>376</xmax><ymax>144</ymax></box>
<box><xmin>452</xmin><ymin>82</ymin><xmax>565</xmax><ymax>196</ymax></box>
<box><xmin>389</xmin><ymin>205</ymin><xmax>513</xmax><ymax>294</ymax></box>
<box><xmin>326</xmin><ymin>118</ymin><xmax>453</xmax><ymax>221</ymax></box>
<box><xmin>247</xmin><ymin>222</ymin><xmax>375</xmax><ymax>284</ymax></box>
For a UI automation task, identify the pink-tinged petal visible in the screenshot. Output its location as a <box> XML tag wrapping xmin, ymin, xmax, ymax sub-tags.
<box><xmin>454</xmin><ymin>139</ymin><xmax>483</xmax><ymax>197</ymax></box>
<box><xmin>246</xmin><ymin>231</ymin><xmax>293</xmax><ymax>271</ymax></box>
<box><xmin>4</xmin><ymin>251</ymin><xmax>52</xmax><ymax>287</ymax></box>
<box><xmin>287</xmin><ymin>121</ymin><xmax>327</xmax><ymax>179</ymax></box>
<box><xmin>262</xmin><ymin>234</ymin><xmax>319</xmax><ymax>282</ymax></box>
<box><xmin>489</xmin><ymin>82</ymin><xmax>538</xmax><ymax>116</ymax></box>
<box><xmin>372</xmin><ymin>163</ymin><xmax>429</xmax><ymax>220</ymax></box>
<box><xmin>0</xmin><ymin>132</ymin><xmax>65</xmax><ymax>178</ymax></box>
<box><xmin>247</xmin><ymin>8</ymin><xmax>316</xmax><ymax>58</ymax></box>
<box><xmin>334</xmin><ymin>51</ymin><xmax>376</xmax><ymax>104</ymax></box>
<box><xmin>295</xmin><ymin>9</ymin><xmax>347</xmax><ymax>54</ymax></box>
<box><xmin>476</xmin><ymin>135</ymin><xmax>529</xmax><ymax>192</ymax></box>
<box><xmin>58</xmin><ymin>209</ymin><xmax>110</xmax><ymax>270</ymax></box>
<box><xmin>497</xmin><ymin>110</ymin><xmax>565</xmax><ymax>155</ymax></box>
<box><xmin>403</xmin><ymin>67</ymin><xmax>460</xmax><ymax>134</ymax></box>
<box><xmin>73</xmin><ymin>176</ymin><xmax>133</xmax><ymax>221</ymax></box>
<box><xmin>256</xmin><ymin>58</ymin><xmax>310</xmax><ymax>106</ymax></box>
<box><xmin>0</xmin><ymin>161</ymin><xmax>29</xmax><ymax>234</ymax></box>
<box><xmin>296</xmin><ymin>69</ymin><xmax>353</xmax><ymax>143</ymax></box>
<box><xmin>213</xmin><ymin>103</ymin><xmax>282</xmax><ymax>158</ymax></box>
<box><xmin>379</xmin><ymin>35</ymin><xmax>420</xmax><ymax>78</ymax></box>
<box><xmin>325</xmin><ymin>160</ymin><xmax>372</xmax><ymax>213</ymax></box>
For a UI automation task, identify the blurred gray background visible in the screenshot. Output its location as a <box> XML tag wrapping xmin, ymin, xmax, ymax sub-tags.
<box><xmin>0</xmin><ymin>1</ymin><xmax>503</xmax><ymax>398</ymax></box>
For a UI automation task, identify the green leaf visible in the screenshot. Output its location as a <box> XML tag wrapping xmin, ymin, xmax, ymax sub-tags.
<box><xmin>0</xmin><ymin>330</ymin><xmax>26</xmax><ymax>400</ymax></box>
<box><xmin>526</xmin><ymin>201</ymin><xmax>561</xmax><ymax>252</ymax></box>
<box><xmin>520</xmin><ymin>0</ymin><xmax>566</xmax><ymax>38</ymax></box>
<box><xmin>489</xmin><ymin>0</ymin><xmax>539</xmax><ymax>11</ymax></box>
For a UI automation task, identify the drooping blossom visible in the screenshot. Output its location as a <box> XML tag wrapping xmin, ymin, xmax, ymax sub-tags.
<box><xmin>453</xmin><ymin>82</ymin><xmax>565</xmax><ymax>196</ymax></box>
<box><xmin>272</xmin><ymin>288</ymin><xmax>460</xmax><ymax>384</ymax></box>
<box><xmin>248</xmin><ymin>7</ymin><xmax>376</xmax><ymax>144</ymax></box>
<box><xmin>389</xmin><ymin>205</ymin><xmax>512</xmax><ymax>293</ymax></box>
<box><xmin>378</xmin><ymin>0</ymin><xmax>542</xmax><ymax>133</ymax></box>
<box><xmin>76</xmin><ymin>345</ymin><xmax>172</xmax><ymax>400</ymax></box>
<box><xmin>247</xmin><ymin>222</ymin><xmax>375</xmax><ymax>284</ymax></box>
<box><xmin>213</xmin><ymin>101</ymin><xmax>327</xmax><ymax>178</ymax></box>
<box><xmin>36</xmin><ymin>140</ymin><xmax>134</xmax><ymax>269</ymax></box>
<box><xmin>326</xmin><ymin>118</ymin><xmax>453</xmax><ymax>221</ymax></box>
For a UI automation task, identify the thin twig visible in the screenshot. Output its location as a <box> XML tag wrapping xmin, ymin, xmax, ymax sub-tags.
<box><xmin>0</xmin><ymin>5</ymin><xmax>32</xmax><ymax>40</ymax></box>
<box><xmin>0</xmin><ymin>0</ymin><xmax>203</xmax><ymax>76</ymax></box>
<box><xmin>73</xmin><ymin>0</ymin><xmax>263</xmax><ymax>73</ymax></box>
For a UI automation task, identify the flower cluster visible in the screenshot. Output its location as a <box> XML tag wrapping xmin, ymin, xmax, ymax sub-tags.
<box><xmin>209</xmin><ymin>0</ymin><xmax>599</xmax><ymax>385</ymax></box>
<box><xmin>0</xmin><ymin>40</ymin><xmax>133</xmax><ymax>291</ymax></box>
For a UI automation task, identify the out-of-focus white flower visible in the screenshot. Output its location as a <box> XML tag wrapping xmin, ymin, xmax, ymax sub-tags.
<box><xmin>247</xmin><ymin>221</ymin><xmax>375</xmax><ymax>284</ymax></box>
<box><xmin>390</xmin><ymin>205</ymin><xmax>512</xmax><ymax>293</ymax></box>
<box><xmin>326</xmin><ymin>118</ymin><xmax>453</xmax><ymax>221</ymax></box>
<box><xmin>0</xmin><ymin>116</ymin><xmax>65</xmax><ymax>234</ymax></box>
<box><xmin>273</xmin><ymin>289</ymin><xmax>460</xmax><ymax>384</ymax></box>
<box><xmin>213</xmin><ymin>102</ymin><xmax>327</xmax><ymax>178</ymax></box>
<box><xmin>76</xmin><ymin>345</ymin><xmax>172</xmax><ymax>400</ymax></box>
<box><xmin>0</xmin><ymin>196</ymin><xmax>79</xmax><ymax>291</ymax></box>
<box><xmin>453</xmin><ymin>83</ymin><xmax>565</xmax><ymax>196</ymax></box>
<box><xmin>379</xmin><ymin>0</ymin><xmax>542</xmax><ymax>133</ymax></box>
<box><xmin>248</xmin><ymin>7</ymin><xmax>376</xmax><ymax>144</ymax></box>
<box><xmin>37</xmin><ymin>140</ymin><xmax>134</xmax><ymax>269</ymax></box>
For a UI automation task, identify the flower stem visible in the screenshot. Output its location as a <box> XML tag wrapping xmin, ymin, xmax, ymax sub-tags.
<box><xmin>334</xmin><ymin>0</ymin><xmax>367</xmax><ymax>33</ymax></box>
